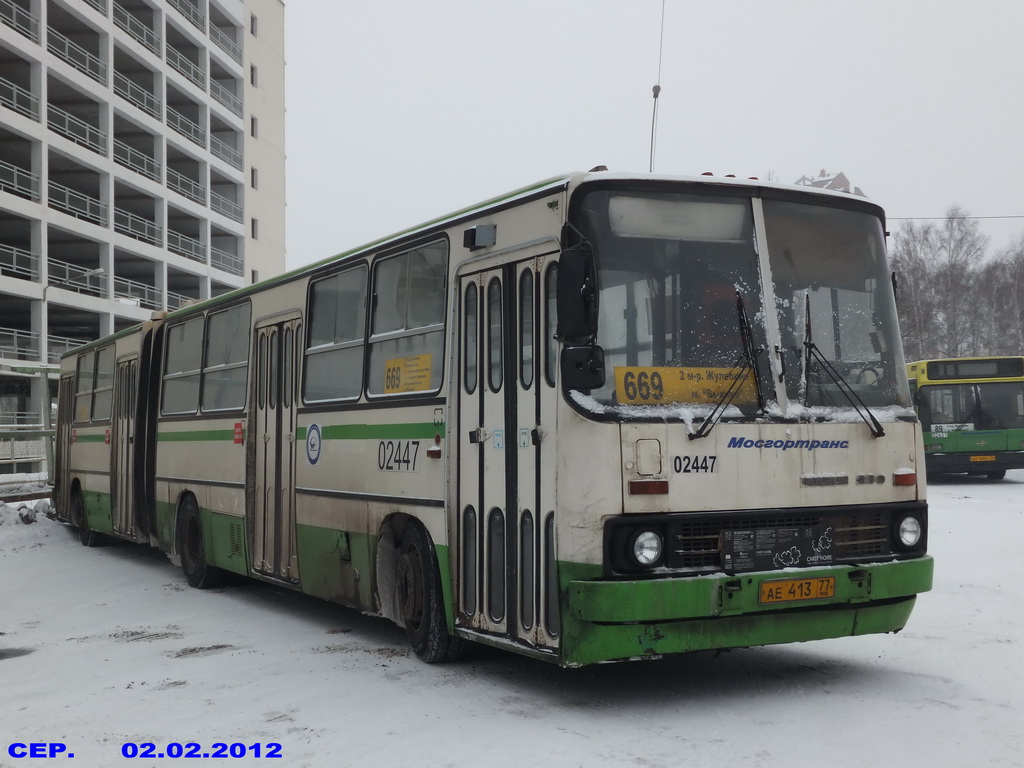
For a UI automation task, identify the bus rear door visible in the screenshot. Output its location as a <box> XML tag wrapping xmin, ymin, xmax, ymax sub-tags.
<box><xmin>111</xmin><ymin>357</ymin><xmax>137</xmax><ymax>538</ymax></box>
<box><xmin>251</xmin><ymin>316</ymin><xmax>301</xmax><ymax>583</ymax></box>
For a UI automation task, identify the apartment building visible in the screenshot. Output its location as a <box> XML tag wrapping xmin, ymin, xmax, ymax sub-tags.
<box><xmin>0</xmin><ymin>0</ymin><xmax>285</xmax><ymax>481</ymax></box>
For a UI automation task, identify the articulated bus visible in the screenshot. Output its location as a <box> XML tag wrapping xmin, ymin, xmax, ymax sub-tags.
<box><xmin>908</xmin><ymin>356</ymin><xmax>1024</xmax><ymax>479</ymax></box>
<box><xmin>55</xmin><ymin>171</ymin><xmax>933</xmax><ymax>666</ymax></box>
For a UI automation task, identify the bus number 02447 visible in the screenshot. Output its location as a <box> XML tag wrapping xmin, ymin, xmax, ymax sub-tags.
<box><xmin>378</xmin><ymin>440</ymin><xmax>420</xmax><ymax>472</ymax></box>
<box><xmin>673</xmin><ymin>455</ymin><xmax>716</xmax><ymax>473</ymax></box>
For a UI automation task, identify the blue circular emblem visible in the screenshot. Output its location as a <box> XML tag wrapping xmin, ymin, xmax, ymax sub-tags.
<box><xmin>306</xmin><ymin>423</ymin><xmax>322</xmax><ymax>465</ymax></box>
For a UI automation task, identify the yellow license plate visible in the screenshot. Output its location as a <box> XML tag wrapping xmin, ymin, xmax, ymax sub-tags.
<box><xmin>969</xmin><ymin>455</ymin><xmax>996</xmax><ymax>462</ymax></box>
<box><xmin>759</xmin><ymin>576</ymin><xmax>836</xmax><ymax>604</ymax></box>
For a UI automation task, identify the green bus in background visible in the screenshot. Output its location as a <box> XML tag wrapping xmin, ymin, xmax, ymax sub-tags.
<box><xmin>908</xmin><ymin>356</ymin><xmax>1024</xmax><ymax>479</ymax></box>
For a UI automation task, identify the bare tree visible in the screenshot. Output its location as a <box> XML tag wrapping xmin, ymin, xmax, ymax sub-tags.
<box><xmin>891</xmin><ymin>207</ymin><xmax>990</xmax><ymax>359</ymax></box>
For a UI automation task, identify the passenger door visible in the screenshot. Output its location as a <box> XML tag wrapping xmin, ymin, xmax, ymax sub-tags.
<box><xmin>110</xmin><ymin>357</ymin><xmax>137</xmax><ymax>538</ymax></box>
<box><xmin>454</xmin><ymin>254</ymin><xmax>561</xmax><ymax>651</ymax></box>
<box><xmin>250</xmin><ymin>316</ymin><xmax>301</xmax><ymax>583</ymax></box>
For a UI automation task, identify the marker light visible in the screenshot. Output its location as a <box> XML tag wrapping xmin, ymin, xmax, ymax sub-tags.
<box><xmin>628</xmin><ymin>479</ymin><xmax>669</xmax><ymax>495</ymax></box>
<box><xmin>893</xmin><ymin>469</ymin><xmax>917</xmax><ymax>487</ymax></box>
<box><xmin>897</xmin><ymin>516</ymin><xmax>922</xmax><ymax>548</ymax></box>
<box><xmin>631</xmin><ymin>530</ymin><xmax>663</xmax><ymax>566</ymax></box>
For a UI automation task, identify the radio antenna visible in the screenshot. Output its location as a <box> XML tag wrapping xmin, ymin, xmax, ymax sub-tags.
<box><xmin>649</xmin><ymin>0</ymin><xmax>666</xmax><ymax>172</ymax></box>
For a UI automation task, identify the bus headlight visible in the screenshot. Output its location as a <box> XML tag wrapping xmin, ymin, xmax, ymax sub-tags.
<box><xmin>897</xmin><ymin>516</ymin><xmax>922</xmax><ymax>548</ymax></box>
<box><xmin>630</xmin><ymin>530</ymin><xmax>663</xmax><ymax>566</ymax></box>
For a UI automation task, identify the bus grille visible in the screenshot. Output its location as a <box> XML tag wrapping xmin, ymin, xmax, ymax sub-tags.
<box><xmin>665</xmin><ymin>511</ymin><xmax>888</xmax><ymax>571</ymax></box>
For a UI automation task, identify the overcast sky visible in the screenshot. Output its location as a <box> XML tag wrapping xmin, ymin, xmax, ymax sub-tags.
<box><xmin>282</xmin><ymin>1</ymin><xmax>1024</xmax><ymax>269</ymax></box>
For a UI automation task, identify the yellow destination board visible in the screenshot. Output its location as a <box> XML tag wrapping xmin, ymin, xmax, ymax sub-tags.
<box><xmin>613</xmin><ymin>366</ymin><xmax>757</xmax><ymax>405</ymax></box>
<box><xmin>384</xmin><ymin>354</ymin><xmax>433</xmax><ymax>394</ymax></box>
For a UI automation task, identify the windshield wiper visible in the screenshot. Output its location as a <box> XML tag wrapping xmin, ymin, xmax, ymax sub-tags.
<box><xmin>690</xmin><ymin>291</ymin><xmax>765</xmax><ymax>440</ymax></box>
<box><xmin>802</xmin><ymin>293</ymin><xmax>885</xmax><ymax>438</ymax></box>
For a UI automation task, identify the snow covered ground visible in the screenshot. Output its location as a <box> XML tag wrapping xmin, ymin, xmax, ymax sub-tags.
<box><xmin>1</xmin><ymin>475</ymin><xmax>1021</xmax><ymax>768</ymax></box>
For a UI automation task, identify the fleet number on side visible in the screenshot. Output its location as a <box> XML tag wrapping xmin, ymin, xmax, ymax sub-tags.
<box><xmin>377</xmin><ymin>440</ymin><xmax>421</xmax><ymax>471</ymax></box>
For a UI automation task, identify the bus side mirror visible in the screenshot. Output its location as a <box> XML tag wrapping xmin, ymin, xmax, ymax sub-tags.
<box><xmin>556</xmin><ymin>247</ymin><xmax>597</xmax><ymax>342</ymax></box>
<box><xmin>561</xmin><ymin>344</ymin><xmax>605</xmax><ymax>390</ymax></box>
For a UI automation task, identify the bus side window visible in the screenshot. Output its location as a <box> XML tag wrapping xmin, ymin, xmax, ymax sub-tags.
<box><xmin>202</xmin><ymin>303</ymin><xmax>252</xmax><ymax>412</ymax></box>
<box><xmin>304</xmin><ymin>266</ymin><xmax>367</xmax><ymax>402</ymax></box>
<box><xmin>74</xmin><ymin>351</ymin><xmax>96</xmax><ymax>423</ymax></box>
<box><xmin>162</xmin><ymin>317</ymin><xmax>204</xmax><ymax>415</ymax></box>
<box><xmin>367</xmin><ymin>240</ymin><xmax>448</xmax><ymax>396</ymax></box>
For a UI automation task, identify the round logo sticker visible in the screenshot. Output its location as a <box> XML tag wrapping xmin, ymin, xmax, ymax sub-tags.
<box><xmin>306</xmin><ymin>423</ymin><xmax>322</xmax><ymax>465</ymax></box>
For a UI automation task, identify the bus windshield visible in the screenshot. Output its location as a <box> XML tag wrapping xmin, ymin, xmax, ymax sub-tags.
<box><xmin>764</xmin><ymin>200</ymin><xmax>910</xmax><ymax>412</ymax></box>
<box><xmin>572</xmin><ymin>188</ymin><xmax>911</xmax><ymax>418</ymax></box>
<box><xmin>920</xmin><ymin>382</ymin><xmax>1024</xmax><ymax>431</ymax></box>
<box><xmin>576</xmin><ymin>189</ymin><xmax>772</xmax><ymax>415</ymax></box>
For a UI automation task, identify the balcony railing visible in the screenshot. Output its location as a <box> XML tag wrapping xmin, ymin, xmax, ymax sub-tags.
<box><xmin>211</xmin><ymin>245</ymin><xmax>243</xmax><ymax>276</ymax></box>
<box><xmin>47</xmin><ymin>334</ymin><xmax>89</xmax><ymax>363</ymax></box>
<box><xmin>167</xmin><ymin>230</ymin><xmax>205</xmax><ymax>263</ymax></box>
<box><xmin>167</xmin><ymin>46</ymin><xmax>205</xmax><ymax>90</ymax></box>
<box><xmin>0</xmin><ymin>0</ymin><xmax>39</xmax><ymax>43</ymax></box>
<box><xmin>166</xmin><ymin>289</ymin><xmax>192</xmax><ymax>310</ymax></box>
<box><xmin>83</xmin><ymin>0</ymin><xmax>107</xmax><ymax>14</ymax></box>
<box><xmin>48</xmin><ymin>181</ymin><xmax>107</xmax><ymax>226</ymax></box>
<box><xmin>0</xmin><ymin>75</ymin><xmax>39</xmax><ymax>120</ymax></box>
<box><xmin>0</xmin><ymin>242</ymin><xmax>39</xmax><ymax>280</ymax></box>
<box><xmin>167</xmin><ymin>106</ymin><xmax>206</xmax><ymax>147</ymax></box>
<box><xmin>209</xmin><ymin>25</ymin><xmax>242</xmax><ymax>64</ymax></box>
<box><xmin>113</xmin><ymin>2</ymin><xmax>160</xmax><ymax>54</ymax></box>
<box><xmin>0</xmin><ymin>326</ymin><xmax>39</xmax><ymax>361</ymax></box>
<box><xmin>113</xmin><ymin>138</ymin><xmax>160</xmax><ymax>181</ymax></box>
<box><xmin>0</xmin><ymin>158</ymin><xmax>40</xmax><ymax>201</ymax></box>
<box><xmin>210</xmin><ymin>79</ymin><xmax>241</xmax><ymax>116</ymax></box>
<box><xmin>47</xmin><ymin>258</ymin><xmax>108</xmax><ymax>297</ymax></box>
<box><xmin>168</xmin><ymin>0</ymin><xmax>204</xmax><ymax>29</ymax></box>
<box><xmin>114</xmin><ymin>207</ymin><xmax>162</xmax><ymax>245</ymax></box>
<box><xmin>47</xmin><ymin>28</ymin><xmax>107</xmax><ymax>84</ymax></box>
<box><xmin>168</xmin><ymin>167</ymin><xmax>206</xmax><ymax>204</ymax></box>
<box><xmin>113</xmin><ymin>71</ymin><xmax>161</xmax><ymax>118</ymax></box>
<box><xmin>113</xmin><ymin>274</ymin><xmax>160</xmax><ymax>310</ymax></box>
<box><xmin>210</xmin><ymin>135</ymin><xmax>242</xmax><ymax>169</ymax></box>
<box><xmin>47</xmin><ymin>104</ymin><xmax>107</xmax><ymax>155</ymax></box>
<box><xmin>210</xmin><ymin>190</ymin><xmax>242</xmax><ymax>222</ymax></box>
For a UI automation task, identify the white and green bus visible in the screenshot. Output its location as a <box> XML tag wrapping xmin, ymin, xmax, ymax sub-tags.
<box><xmin>55</xmin><ymin>171</ymin><xmax>933</xmax><ymax>666</ymax></box>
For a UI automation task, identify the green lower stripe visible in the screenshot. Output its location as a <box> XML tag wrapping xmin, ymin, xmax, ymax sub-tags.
<box><xmin>297</xmin><ymin>422</ymin><xmax>446</xmax><ymax>441</ymax></box>
<box><xmin>158</xmin><ymin>429</ymin><xmax>237</xmax><ymax>442</ymax></box>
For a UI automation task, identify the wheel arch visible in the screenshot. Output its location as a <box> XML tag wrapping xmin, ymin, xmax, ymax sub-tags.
<box><xmin>374</xmin><ymin>512</ymin><xmax>457</xmax><ymax>634</ymax></box>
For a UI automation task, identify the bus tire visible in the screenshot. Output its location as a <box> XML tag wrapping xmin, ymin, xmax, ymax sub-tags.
<box><xmin>987</xmin><ymin>470</ymin><xmax>1007</xmax><ymax>480</ymax></box>
<box><xmin>397</xmin><ymin>522</ymin><xmax>465</xmax><ymax>663</ymax></box>
<box><xmin>177</xmin><ymin>495</ymin><xmax>223</xmax><ymax>589</ymax></box>
<box><xmin>71</xmin><ymin>490</ymin><xmax>102</xmax><ymax>548</ymax></box>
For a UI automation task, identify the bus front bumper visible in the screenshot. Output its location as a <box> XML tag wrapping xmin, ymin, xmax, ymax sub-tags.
<box><xmin>559</xmin><ymin>556</ymin><xmax>934</xmax><ymax>667</ymax></box>
<box><xmin>924</xmin><ymin>451</ymin><xmax>1024</xmax><ymax>474</ymax></box>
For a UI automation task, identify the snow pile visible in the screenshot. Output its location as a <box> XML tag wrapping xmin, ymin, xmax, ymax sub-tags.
<box><xmin>0</xmin><ymin>498</ymin><xmax>55</xmax><ymax>551</ymax></box>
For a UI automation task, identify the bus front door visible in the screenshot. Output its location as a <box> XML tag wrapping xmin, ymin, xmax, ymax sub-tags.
<box><xmin>111</xmin><ymin>358</ymin><xmax>137</xmax><ymax>538</ymax></box>
<box><xmin>251</xmin><ymin>317</ymin><xmax>300</xmax><ymax>583</ymax></box>
<box><xmin>456</xmin><ymin>255</ymin><xmax>560</xmax><ymax>653</ymax></box>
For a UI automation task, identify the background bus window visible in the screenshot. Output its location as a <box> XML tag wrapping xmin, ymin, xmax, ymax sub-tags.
<box><xmin>367</xmin><ymin>241</ymin><xmax>447</xmax><ymax>395</ymax></box>
<box><xmin>202</xmin><ymin>303</ymin><xmax>252</xmax><ymax>411</ymax></box>
<box><xmin>162</xmin><ymin>317</ymin><xmax>205</xmax><ymax>414</ymax></box>
<box><xmin>305</xmin><ymin>266</ymin><xmax>367</xmax><ymax>402</ymax></box>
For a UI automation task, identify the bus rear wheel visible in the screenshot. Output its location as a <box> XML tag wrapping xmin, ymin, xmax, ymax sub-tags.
<box><xmin>987</xmin><ymin>470</ymin><xmax>1007</xmax><ymax>480</ymax></box>
<box><xmin>71</xmin><ymin>491</ymin><xmax>102</xmax><ymax>548</ymax></box>
<box><xmin>177</xmin><ymin>496</ymin><xmax>223</xmax><ymax>589</ymax></box>
<box><xmin>397</xmin><ymin>523</ymin><xmax>465</xmax><ymax>663</ymax></box>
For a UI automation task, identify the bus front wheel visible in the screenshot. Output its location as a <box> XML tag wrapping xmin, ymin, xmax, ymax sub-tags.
<box><xmin>177</xmin><ymin>496</ymin><xmax>223</xmax><ymax>589</ymax></box>
<box><xmin>396</xmin><ymin>523</ymin><xmax>465</xmax><ymax>663</ymax></box>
